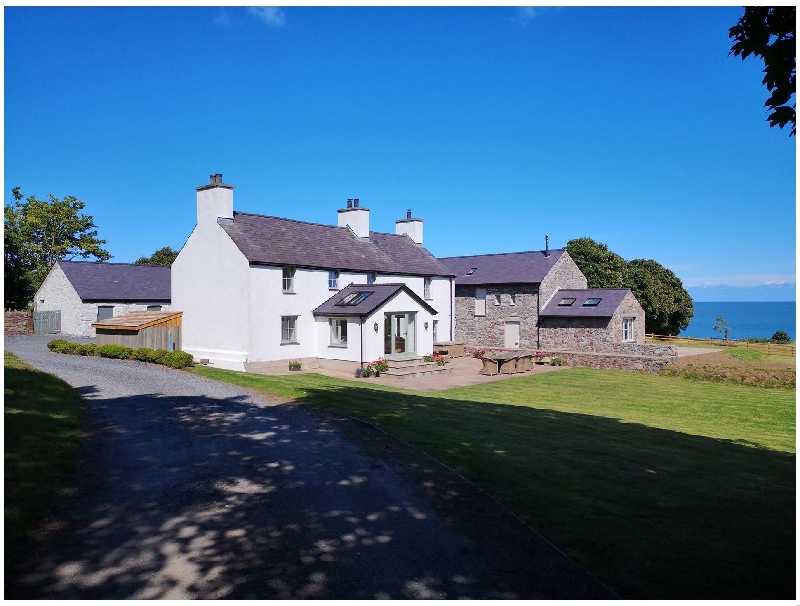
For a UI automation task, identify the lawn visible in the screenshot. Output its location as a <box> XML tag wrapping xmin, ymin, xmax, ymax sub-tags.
<box><xmin>4</xmin><ymin>351</ymin><xmax>85</xmax><ymax>574</ymax></box>
<box><xmin>189</xmin><ymin>364</ymin><xmax>796</xmax><ymax>599</ymax></box>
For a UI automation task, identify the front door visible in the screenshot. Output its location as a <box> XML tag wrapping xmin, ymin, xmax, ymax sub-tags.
<box><xmin>505</xmin><ymin>320</ymin><xmax>520</xmax><ymax>349</ymax></box>
<box><xmin>385</xmin><ymin>312</ymin><xmax>416</xmax><ymax>356</ymax></box>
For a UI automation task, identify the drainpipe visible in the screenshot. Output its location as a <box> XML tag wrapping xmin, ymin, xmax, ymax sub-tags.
<box><xmin>360</xmin><ymin>317</ymin><xmax>364</xmax><ymax>367</ymax></box>
<box><xmin>449</xmin><ymin>277</ymin><xmax>454</xmax><ymax>340</ymax></box>
<box><xmin>536</xmin><ymin>285</ymin><xmax>541</xmax><ymax>349</ymax></box>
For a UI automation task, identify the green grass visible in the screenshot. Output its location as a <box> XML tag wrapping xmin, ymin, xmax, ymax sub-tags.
<box><xmin>4</xmin><ymin>351</ymin><xmax>85</xmax><ymax>573</ymax></box>
<box><xmin>189</xmin><ymin>365</ymin><xmax>796</xmax><ymax>599</ymax></box>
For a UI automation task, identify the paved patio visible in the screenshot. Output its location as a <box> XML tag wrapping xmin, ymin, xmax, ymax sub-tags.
<box><xmin>288</xmin><ymin>356</ymin><xmax>566</xmax><ymax>392</ymax></box>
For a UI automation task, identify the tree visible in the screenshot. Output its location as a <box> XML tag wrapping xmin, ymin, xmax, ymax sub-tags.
<box><xmin>729</xmin><ymin>6</ymin><xmax>796</xmax><ymax>136</ymax></box>
<box><xmin>626</xmin><ymin>259</ymin><xmax>694</xmax><ymax>335</ymax></box>
<box><xmin>771</xmin><ymin>330</ymin><xmax>792</xmax><ymax>344</ymax></box>
<box><xmin>4</xmin><ymin>188</ymin><xmax>111</xmax><ymax>309</ymax></box>
<box><xmin>135</xmin><ymin>246</ymin><xmax>179</xmax><ymax>266</ymax></box>
<box><xmin>565</xmin><ymin>237</ymin><xmax>629</xmax><ymax>288</ymax></box>
<box><xmin>713</xmin><ymin>316</ymin><xmax>732</xmax><ymax>341</ymax></box>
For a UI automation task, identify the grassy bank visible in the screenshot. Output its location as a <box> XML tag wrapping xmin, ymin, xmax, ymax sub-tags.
<box><xmin>189</xmin><ymin>364</ymin><xmax>795</xmax><ymax>599</ymax></box>
<box><xmin>4</xmin><ymin>351</ymin><xmax>85</xmax><ymax>572</ymax></box>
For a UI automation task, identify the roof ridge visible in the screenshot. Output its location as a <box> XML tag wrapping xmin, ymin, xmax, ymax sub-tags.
<box><xmin>234</xmin><ymin>211</ymin><xmax>350</xmax><ymax>231</ymax></box>
<box><xmin>439</xmin><ymin>249</ymin><xmax>564</xmax><ymax>260</ymax></box>
<box><xmin>60</xmin><ymin>260</ymin><xmax>168</xmax><ymax>268</ymax></box>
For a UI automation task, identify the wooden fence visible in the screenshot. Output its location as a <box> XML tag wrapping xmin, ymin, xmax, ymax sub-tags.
<box><xmin>646</xmin><ymin>333</ymin><xmax>795</xmax><ymax>357</ymax></box>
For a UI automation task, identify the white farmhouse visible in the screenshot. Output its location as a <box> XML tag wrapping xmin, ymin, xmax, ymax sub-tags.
<box><xmin>172</xmin><ymin>174</ymin><xmax>455</xmax><ymax>371</ymax></box>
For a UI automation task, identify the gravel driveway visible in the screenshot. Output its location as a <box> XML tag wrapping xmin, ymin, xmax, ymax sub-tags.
<box><xmin>5</xmin><ymin>336</ymin><xmax>613</xmax><ymax>599</ymax></box>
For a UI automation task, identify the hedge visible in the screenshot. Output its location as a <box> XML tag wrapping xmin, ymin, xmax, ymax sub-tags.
<box><xmin>47</xmin><ymin>339</ymin><xmax>193</xmax><ymax>369</ymax></box>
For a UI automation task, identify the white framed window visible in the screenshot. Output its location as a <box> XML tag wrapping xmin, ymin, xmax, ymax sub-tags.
<box><xmin>493</xmin><ymin>293</ymin><xmax>501</xmax><ymax>306</ymax></box>
<box><xmin>97</xmin><ymin>306</ymin><xmax>114</xmax><ymax>321</ymax></box>
<box><xmin>475</xmin><ymin>288</ymin><xmax>486</xmax><ymax>316</ymax></box>
<box><xmin>432</xmin><ymin>319</ymin><xmax>439</xmax><ymax>342</ymax></box>
<box><xmin>329</xmin><ymin>318</ymin><xmax>348</xmax><ymax>346</ymax></box>
<box><xmin>622</xmin><ymin>317</ymin><xmax>635</xmax><ymax>342</ymax></box>
<box><xmin>282</xmin><ymin>266</ymin><xmax>296</xmax><ymax>293</ymax></box>
<box><xmin>367</xmin><ymin>272</ymin><xmax>376</xmax><ymax>285</ymax></box>
<box><xmin>281</xmin><ymin>316</ymin><xmax>298</xmax><ymax>343</ymax></box>
<box><xmin>328</xmin><ymin>270</ymin><xmax>339</xmax><ymax>290</ymax></box>
<box><xmin>147</xmin><ymin>305</ymin><xmax>162</xmax><ymax>312</ymax></box>
<box><xmin>424</xmin><ymin>277</ymin><xmax>432</xmax><ymax>299</ymax></box>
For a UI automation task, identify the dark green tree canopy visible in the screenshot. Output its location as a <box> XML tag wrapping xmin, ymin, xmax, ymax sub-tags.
<box><xmin>565</xmin><ymin>237</ymin><xmax>629</xmax><ymax>288</ymax></box>
<box><xmin>135</xmin><ymin>246</ymin><xmax>179</xmax><ymax>266</ymax></box>
<box><xmin>627</xmin><ymin>259</ymin><xmax>694</xmax><ymax>335</ymax></box>
<box><xmin>729</xmin><ymin>6</ymin><xmax>796</xmax><ymax>136</ymax></box>
<box><xmin>565</xmin><ymin>237</ymin><xmax>693</xmax><ymax>335</ymax></box>
<box><xmin>4</xmin><ymin>188</ymin><xmax>111</xmax><ymax>309</ymax></box>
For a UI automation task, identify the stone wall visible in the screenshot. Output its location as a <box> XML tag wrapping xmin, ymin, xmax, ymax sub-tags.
<box><xmin>454</xmin><ymin>284</ymin><xmax>540</xmax><ymax>349</ymax></box>
<box><xmin>538</xmin><ymin>252</ymin><xmax>588</xmax><ymax>307</ymax></box>
<box><xmin>546</xmin><ymin>347</ymin><xmax>677</xmax><ymax>373</ymax></box>
<box><xmin>4</xmin><ymin>311</ymin><xmax>33</xmax><ymax>335</ymax></box>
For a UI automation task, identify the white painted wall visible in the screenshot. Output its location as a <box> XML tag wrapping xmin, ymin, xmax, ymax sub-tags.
<box><xmin>313</xmin><ymin>315</ymin><xmax>362</xmax><ymax>363</ymax></box>
<box><xmin>34</xmin><ymin>263</ymin><xmax>171</xmax><ymax>337</ymax></box>
<box><xmin>375</xmin><ymin>274</ymin><xmax>452</xmax><ymax>342</ymax></box>
<box><xmin>172</xmin><ymin>222</ymin><xmax>251</xmax><ymax>370</ymax></box>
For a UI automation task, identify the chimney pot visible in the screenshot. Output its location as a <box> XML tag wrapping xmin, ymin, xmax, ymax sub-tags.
<box><xmin>210</xmin><ymin>173</ymin><xmax>222</xmax><ymax>186</ymax></box>
<box><xmin>545</xmin><ymin>235</ymin><xmax>550</xmax><ymax>257</ymax></box>
<box><xmin>354</xmin><ymin>198</ymin><xmax>360</xmax><ymax>208</ymax></box>
<box><xmin>347</xmin><ymin>198</ymin><xmax>353</xmax><ymax>209</ymax></box>
<box><xmin>407</xmin><ymin>209</ymin><xmax>412</xmax><ymax>219</ymax></box>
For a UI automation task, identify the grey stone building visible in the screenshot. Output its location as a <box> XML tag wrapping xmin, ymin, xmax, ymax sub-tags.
<box><xmin>439</xmin><ymin>248</ymin><xmax>587</xmax><ymax>350</ymax></box>
<box><xmin>439</xmin><ymin>249</ymin><xmax>647</xmax><ymax>354</ymax></box>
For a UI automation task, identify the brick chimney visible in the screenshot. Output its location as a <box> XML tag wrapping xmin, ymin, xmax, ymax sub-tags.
<box><xmin>196</xmin><ymin>173</ymin><xmax>234</xmax><ymax>227</ymax></box>
<box><xmin>395</xmin><ymin>208</ymin><xmax>423</xmax><ymax>245</ymax></box>
<box><xmin>338</xmin><ymin>197</ymin><xmax>370</xmax><ymax>239</ymax></box>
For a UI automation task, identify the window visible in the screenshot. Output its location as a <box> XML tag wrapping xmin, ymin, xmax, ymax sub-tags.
<box><xmin>493</xmin><ymin>293</ymin><xmax>501</xmax><ymax>306</ymax></box>
<box><xmin>623</xmin><ymin>317</ymin><xmax>635</xmax><ymax>342</ymax></box>
<box><xmin>558</xmin><ymin>298</ymin><xmax>576</xmax><ymax>307</ymax></box>
<box><xmin>432</xmin><ymin>319</ymin><xmax>439</xmax><ymax>342</ymax></box>
<box><xmin>475</xmin><ymin>288</ymin><xmax>486</xmax><ymax>316</ymax></box>
<box><xmin>424</xmin><ymin>277</ymin><xmax>432</xmax><ymax>299</ymax></box>
<box><xmin>147</xmin><ymin>305</ymin><xmax>162</xmax><ymax>312</ymax></box>
<box><xmin>281</xmin><ymin>316</ymin><xmax>298</xmax><ymax>343</ymax></box>
<box><xmin>466</xmin><ymin>267</ymin><xmax>477</xmax><ymax>276</ymax></box>
<box><xmin>282</xmin><ymin>266</ymin><xmax>296</xmax><ymax>293</ymax></box>
<box><xmin>367</xmin><ymin>272</ymin><xmax>376</xmax><ymax>285</ymax></box>
<box><xmin>335</xmin><ymin>291</ymin><xmax>374</xmax><ymax>307</ymax></box>
<box><xmin>97</xmin><ymin>306</ymin><xmax>114</xmax><ymax>321</ymax></box>
<box><xmin>328</xmin><ymin>270</ymin><xmax>339</xmax><ymax>290</ymax></box>
<box><xmin>510</xmin><ymin>293</ymin><xmax>517</xmax><ymax>306</ymax></box>
<box><xmin>330</xmin><ymin>318</ymin><xmax>348</xmax><ymax>346</ymax></box>
<box><xmin>582</xmin><ymin>297</ymin><xmax>602</xmax><ymax>307</ymax></box>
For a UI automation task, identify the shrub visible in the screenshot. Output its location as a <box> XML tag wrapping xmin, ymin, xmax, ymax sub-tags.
<box><xmin>361</xmin><ymin>364</ymin><xmax>373</xmax><ymax>378</ymax></box>
<box><xmin>132</xmin><ymin>347</ymin><xmax>156</xmax><ymax>362</ymax></box>
<box><xmin>60</xmin><ymin>341</ymin><xmax>82</xmax><ymax>355</ymax></box>
<box><xmin>78</xmin><ymin>343</ymin><xmax>98</xmax><ymax>356</ymax></box>
<box><xmin>47</xmin><ymin>339</ymin><xmax>69</xmax><ymax>352</ymax></box>
<box><xmin>423</xmin><ymin>355</ymin><xmax>435</xmax><ymax>363</ymax></box>
<box><xmin>152</xmin><ymin>349</ymin><xmax>170</xmax><ymax>363</ymax></box>
<box><xmin>772</xmin><ymin>330</ymin><xmax>792</xmax><ymax>344</ymax></box>
<box><xmin>97</xmin><ymin>344</ymin><xmax>133</xmax><ymax>360</ymax></box>
<box><xmin>551</xmin><ymin>357</ymin><xmax>563</xmax><ymax>366</ymax></box>
<box><xmin>160</xmin><ymin>351</ymin><xmax>194</xmax><ymax>369</ymax></box>
<box><xmin>288</xmin><ymin>360</ymin><xmax>302</xmax><ymax>370</ymax></box>
<box><xmin>374</xmin><ymin>358</ymin><xmax>389</xmax><ymax>373</ymax></box>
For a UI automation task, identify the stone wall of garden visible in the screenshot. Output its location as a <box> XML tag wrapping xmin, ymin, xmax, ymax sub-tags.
<box><xmin>4</xmin><ymin>311</ymin><xmax>33</xmax><ymax>335</ymax></box>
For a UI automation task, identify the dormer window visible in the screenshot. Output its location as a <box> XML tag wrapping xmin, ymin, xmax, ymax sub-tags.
<box><xmin>466</xmin><ymin>267</ymin><xmax>477</xmax><ymax>276</ymax></box>
<box><xmin>557</xmin><ymin>298</ymin><xmax>576</xmax><ymax>307</ymax></box>
<box><xmin>582</xmin><ymin>297</ymin><xmax>602</xmax><ymax>307</ymax></box>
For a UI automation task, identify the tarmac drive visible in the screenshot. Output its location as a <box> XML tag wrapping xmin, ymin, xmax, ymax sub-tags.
<box><xmin>4</xmin><ymin>336</ymin><xmax>613</xmax><ymax>599</ymax></box>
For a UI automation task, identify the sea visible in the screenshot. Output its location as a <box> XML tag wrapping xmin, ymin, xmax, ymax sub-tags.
<box><xmin>679</xmin><ymin>301</ymin><xmax>796</xmax><ymax>341</ymax></box>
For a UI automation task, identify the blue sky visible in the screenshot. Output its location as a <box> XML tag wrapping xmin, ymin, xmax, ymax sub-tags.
<box><xmin>4</xmin><ymin>6</ymin><xmax>796</xmax><ymax>301</ymax></box>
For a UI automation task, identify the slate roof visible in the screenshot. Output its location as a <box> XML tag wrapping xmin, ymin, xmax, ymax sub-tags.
<box><xmin>91</xmin><ymin>311</ymin><xmax>182</xmax><ymax>330</ymax></box>
<box><xmin>220</xmin><ymin>212</ymin><xmax>453</xmax><ymax>277</ymax></box>
<box><xmin>539</xmin><ymin>288</ymin><xmax>632</xmax><ymax>318</ymax></box>
<box><xmin>438</xmin><ymin>250</ymin><xmax>565</xmax><ymax>285</ymax></box>
<box><xmin>58</xmin><ymin>261</ymin><xmax>171</xmax><ymax>302</ymax></box>
<box><xmin>312</xmin><ymin>283</ymin><xmax>438</xmax><ymax>317</ymax></box>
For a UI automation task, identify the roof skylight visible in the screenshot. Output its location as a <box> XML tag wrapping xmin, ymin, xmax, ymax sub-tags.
<box><xmin>466</xmin><ymin>267</ymin><xmax>477</xmax><ymax>275</ymax></box>
<box><xmin>557</xmin><ymin>297</ymin><xmax>576</xmax><ymax>307</ymax></box>
<box><xmin>335</xmin><ymin>291</ymin><xmax>374</xmax><ymax>307</ymax></box>
<box><xmin>582</xmin><ymin>297</ymin><xmax>602</xmax><ymax>307</ymax></box>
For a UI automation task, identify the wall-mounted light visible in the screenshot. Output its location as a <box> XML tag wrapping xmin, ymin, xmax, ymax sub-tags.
<box><xmin>424</xmin><ymin>321</ymin><xmax>429</xmax><ymax>330</ymax></box>
<box><xmin>373</xmin><ymin>322</ymin><xmax>379</xmax><ymax>332</ymax></box>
